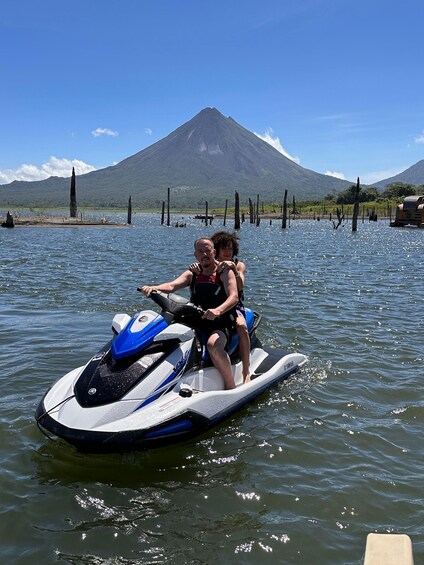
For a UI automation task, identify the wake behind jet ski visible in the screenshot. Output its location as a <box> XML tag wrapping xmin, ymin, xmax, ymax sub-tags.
<box><xmin>35</xmin><ymin>290</ymin><xmax>307</xmax><ymax>452</ymax></box>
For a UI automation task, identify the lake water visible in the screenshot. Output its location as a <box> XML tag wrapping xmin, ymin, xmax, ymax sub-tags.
<box><xmin>0</xmin><ymin>213</ymin><xmax>423</xmax><ymax>564</ymax></box>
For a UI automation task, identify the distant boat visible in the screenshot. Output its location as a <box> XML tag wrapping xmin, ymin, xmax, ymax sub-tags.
<box><xmin>194</xmin><ymin>214</ymin><xmax>214</xmax><ymax>220</ymax></box>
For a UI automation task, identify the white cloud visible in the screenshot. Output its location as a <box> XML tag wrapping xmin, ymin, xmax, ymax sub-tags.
<box><xmin>325</xmin><ymin>171</ymin><xmax>346</xmax><ymax>180</ymax></box>
<box><xmin>144</xmin><ymin>127</ymin><xmax>153</xmax><ymax>135</ymax></box>
<box><xmin>254</xmin><ymin>128</ymin><xmax>300</xmax><ymax>164</ymax></box>
<box><xmin>415</xmin><ymin>130</ymin><xmax>424</xmax><ymax>143</ymax></box>
<box><xmin>0</xmin><ymin>156</ymin><xmax>97</xmax><ymax>184</ymax></box>
<box><xmin>91</xmin><ymin>127</ymin><xmax>119</xmax><ymax>137</ymax></box>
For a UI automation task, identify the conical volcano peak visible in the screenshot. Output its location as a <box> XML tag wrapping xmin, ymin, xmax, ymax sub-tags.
<box><xmin>188</xmin><ymin>107</ymin><xmax>228</xmax><ymax>128</ymax></box>
<box><xmin>180</xmin><ymin>108</ymin><xmax>233</xmax><ymax>155</ymax></box>
<box><xmin>196</xmin><ymin>107</ymin><xmax>222</xmax><ymax>117</ymax></box>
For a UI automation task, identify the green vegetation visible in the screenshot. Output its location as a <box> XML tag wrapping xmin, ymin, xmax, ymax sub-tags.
<box><xmin>328</xmin><ymin>182</ymin><xmax>423</xmax><ymax>205</ymax></box>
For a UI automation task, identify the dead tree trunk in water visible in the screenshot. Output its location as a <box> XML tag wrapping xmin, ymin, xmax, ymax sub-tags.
<box><xmin>205</xmin><ymin>201</ymin><xmax>209</xmax><ymax>225</ymax></box>
<box><xmin>256</xmin><ymin>194</ymin><xmax>260</xmax><ymax>226</ymax></box>
<box><xmin>167</xmin><ymin>187</ymin><xmax>170</xmax><ymax>226</ymax></box>
<box><xmin>282</xmin><ymin>189</ymin><xmax>288</xmax><ymax>229</ymax></box>
<box><xmin>291</xmin><ymin>195</ymin><xmax>296</xmax><ymax>217</ymax></box>
<box><xmin>234</xmin><ymin>191</ymin><xmax>241</xmax><ymax>230</ymax></box>
<box><xmin>70</xmin><ymin>167</ymin><xmax>77</xmax><ymax>218</ymax></box>
<box><xmin>2</xmin><ymin>211</ymin><xmax>14</xmax><ymax>228</ymax></box>
<box><xmin>161</xmin><ymin>202</ymin><xmax>165</xmax><ymax>225</ymax></box>
<box><xmin>223</xmin><ymin>199</ymin><xmax>228</xmax><ymax>226</ymax></box>
<box><xmin>249</xmin><ymin>198</ymin><xmax>254</xmax><ymax>223</ymax></box>
<box><xmin>332</xmin><ymin>208</ymin><xmax>345</xmax><ymax>229</ymax></box>
<box><xmin>352</xmin><ymin>177</ymin><xmax>360</xmax><ymax>232</ymax></box>
<box><xmin>127</xmin><ymin>196</ymin><xmax>132</xmax><ymax>224</ymax></box>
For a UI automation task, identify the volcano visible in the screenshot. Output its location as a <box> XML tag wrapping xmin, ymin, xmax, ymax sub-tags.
<box><xmin>0</xmin><ymin>107</ymin><xmax>352</xmax><ymax>208</ymax></box>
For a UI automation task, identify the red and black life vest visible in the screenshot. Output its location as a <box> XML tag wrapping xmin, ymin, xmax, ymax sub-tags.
<box><xmin>190</xmin><ymin>269</ymin><xmax>236</xmax><ymax>337</ymax></box>
<box><xmin>190</xmin><ymin>269</ymin><xmax>227</xmax><ymax>310</ymax></box>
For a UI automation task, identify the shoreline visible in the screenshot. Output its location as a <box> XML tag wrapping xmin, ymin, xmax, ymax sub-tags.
<box><xmin>7</xmin><ymin>215</ymin><xmax>128</xmax><ymax>228</ymax></box>
<box><xmin>2</xmin><ymin>211</ymin><xmax>392</xmax><ymax>228</ymax></box>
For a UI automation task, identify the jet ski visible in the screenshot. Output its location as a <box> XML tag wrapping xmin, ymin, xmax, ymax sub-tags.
<box><xmin>35</xmin><ymin>291</ymin><xmax>307</xmax><ymax>452</ymax></box>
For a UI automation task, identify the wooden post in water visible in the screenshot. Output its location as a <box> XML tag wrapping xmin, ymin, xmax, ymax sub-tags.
<box><xmin>70</xmin><ymin>167</ymin><xmax>77</xmax><ymax>218</ymax></box>
<box><xmin>223</xmin><ymin>199</ymin><xmax>228</xmax><ymax>226</ymax></box>
<box><xmin>249</xmin><ymin>198</ymin><xmax>254</xmax><ymax>223</ymax></box>
<box><xmin>167</xmin><ymin>187</ymin><xmax>170</xmax><ymax>226</ymax></box>
<box><xmin>205</xmin><ymin>201</ymin><xmax>209</xmax><ymax>225</ymax></box>
<box><xmin>161</xmin><ymin>202</ymin><xmax>165</xmax><ymax>225</ymax></box>
<box><xmin>352</xmin><ymin>177</ymin><xmax>360</xmax><ymax>232</ymax></box>
<box><xmin>2</xmin><ymin>211</ymin><xmax>14</xmax><ymax>228</ymax></box>
<box><xmin>234</xmin><ymin>191</ymin><xmax>241</xmax><ymax>230</ymax></box>
<box><xmin>291</xmin><ymin>195</ymin><xmax>297</xmax><ymax>220</ymax></box>
<box><xmin>127</xmin><ymin>195</ymin><xmax>132</xmax><ymax>224</ymax></box>
<box><xmin>282</xmin><ymin>189</ymin><xmax>288</xmax><ymax>229</ymax></box>
<box><xmin>256</xmin><ymin>194</ymin><xmax>260</xmax><ymax>226</ymax></box>
<box><xmin>369</xmin><ymin>208</ymin><xmax>377</xmax><ymax>222</ymax></box>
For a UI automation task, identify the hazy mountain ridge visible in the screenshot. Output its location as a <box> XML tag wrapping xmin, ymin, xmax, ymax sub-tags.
<box><xmin>371</xmin><ymin>159</ymin><xmax>424</xmax><ymax>190</ymax></box>
<box><xmin>0</xmin><ymin>108</ymin><xmax>374</xmax><ymax>208</ymax></box>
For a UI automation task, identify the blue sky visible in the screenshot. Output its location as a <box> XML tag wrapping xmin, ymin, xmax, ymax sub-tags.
<box><xmin>1</xmin><ymin>0</ymin><xmax>423</xmax><ymax>186</ymax></box>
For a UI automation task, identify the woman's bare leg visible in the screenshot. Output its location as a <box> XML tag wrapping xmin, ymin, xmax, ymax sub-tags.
<box><xmin>236</xmin><ymin>316</ymin><xmax>251</xmax><ymax>383</ymax></box>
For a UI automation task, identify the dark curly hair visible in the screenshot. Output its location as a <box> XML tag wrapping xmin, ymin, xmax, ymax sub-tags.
<box><xmin>210</xmin><ymin>231</ymin><xmax>239</xmax><ymax>257</ymax></box>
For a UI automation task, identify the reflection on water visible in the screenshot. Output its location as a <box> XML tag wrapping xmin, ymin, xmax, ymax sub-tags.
<box><xmin>1</xmin><ymin>214</ymin><xmax>423</xmax><ymax>563</ymax></box>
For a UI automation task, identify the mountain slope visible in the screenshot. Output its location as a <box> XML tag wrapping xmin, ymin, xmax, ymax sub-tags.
<box><xmin>371</xmin><ymin>159</ymin><xmax>424</xmax><ymax>190</ymax></box>
<box><xmin>0</xmin><ymin>107</ymin><xmax>352</xmax><ymax>208</ymax></box>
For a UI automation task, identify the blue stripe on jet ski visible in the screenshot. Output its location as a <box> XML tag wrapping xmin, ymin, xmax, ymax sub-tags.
<box><xmin>134</xmin><ymin>349</ymin><xmax>190</xmax><ymax>410</ymax></box>
<box><xmin>144</xmin><ymin>419</ymin><xmax>193</xmax><ymax>439</ymax></box>
<box><xmin>134</xmin><ymin>369</ymin><xmax>180</xmax><ymax>410</ymax></box>
<box><xmin>112</xmin><ymin>315</ymin><xmax>168</xmax><ymax>360</ymax></box>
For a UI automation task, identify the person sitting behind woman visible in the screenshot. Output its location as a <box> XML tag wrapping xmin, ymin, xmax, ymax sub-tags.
<box><xmin>190</xmin><ymin>231</ymin><xmax>251</xmax><ymax>383</ymax></box>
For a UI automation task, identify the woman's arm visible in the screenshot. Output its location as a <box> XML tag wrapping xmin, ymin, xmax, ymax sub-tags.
<box><xmin>235</xmin><ymin>261</ymin><xmax>246</xmax><ymax>290</ymax></box>
<box><xmin>218</xmin><ymin>260</ymin><xmax>245</xmax><ymax>291</ymax></box>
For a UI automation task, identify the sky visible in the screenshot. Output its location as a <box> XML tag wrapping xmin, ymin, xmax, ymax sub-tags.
<box><xmin>1</xmin><ymin>0</ymin><xmax>424</xmax><ymax>186</ymax></box>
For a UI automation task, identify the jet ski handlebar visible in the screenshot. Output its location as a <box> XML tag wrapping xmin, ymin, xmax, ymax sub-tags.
<box><xmin>137</xmin><ymin>288</ymin><xmax>204</xmax><ymax>319</ymax></box>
